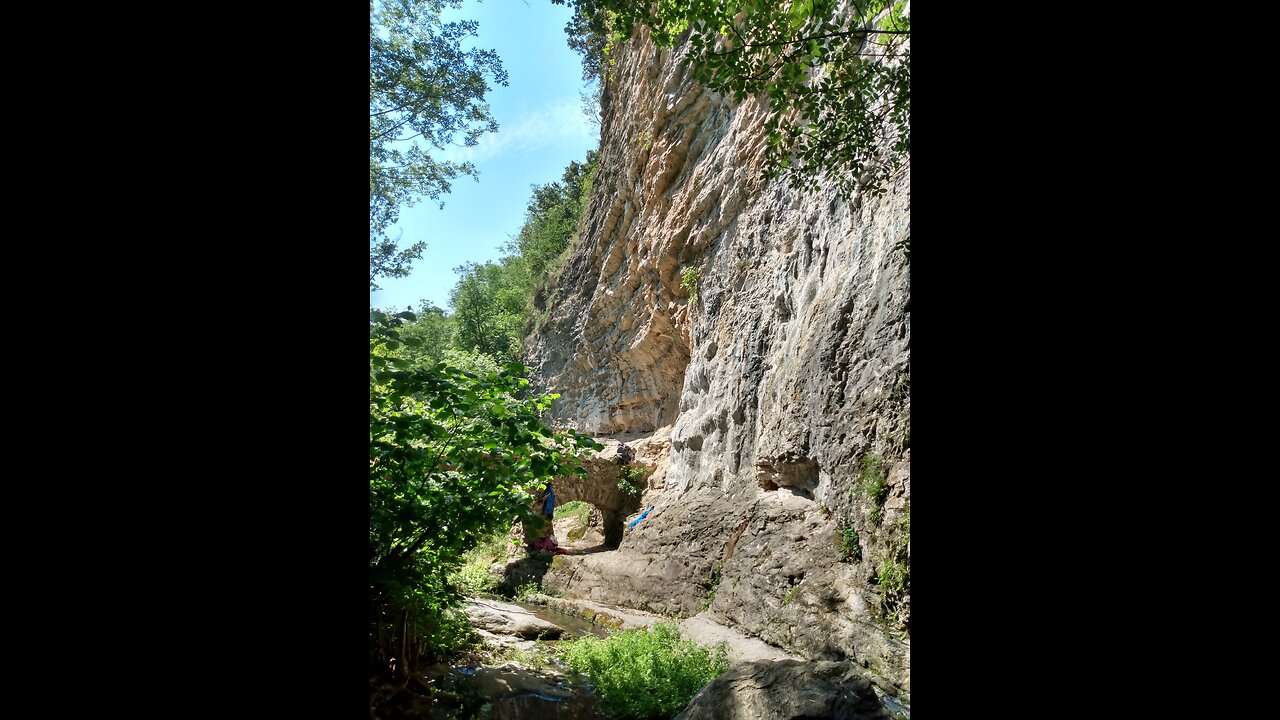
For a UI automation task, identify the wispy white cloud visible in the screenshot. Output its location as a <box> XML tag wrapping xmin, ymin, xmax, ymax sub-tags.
<box><xmin>440</xmin><ymin>98</ymin><xmax>592</xmax><ymax>164</ymax></box>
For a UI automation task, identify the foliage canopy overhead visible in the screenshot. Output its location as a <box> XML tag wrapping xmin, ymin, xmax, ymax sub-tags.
<box><xmin>555</xmin><ymin>0</ymin><xmax>910</xmax><ymax>200</ymax></box>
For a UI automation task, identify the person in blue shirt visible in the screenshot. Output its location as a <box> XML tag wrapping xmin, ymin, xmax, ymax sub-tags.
<box><xmin>530</xmin><ymin>484</ymin><xmax>566</xmax><ymax>554</ymax></box>
<box><xmin>541</xmin><ymin>483</ymin><xmax>556</xmax><ymax>518</ymax></box>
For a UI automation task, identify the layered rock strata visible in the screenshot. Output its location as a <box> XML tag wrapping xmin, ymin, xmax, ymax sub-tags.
<box><xmin>524</xmin><ymin>21</ymin><xmax>911</xmax><ymax>692</ymax></box>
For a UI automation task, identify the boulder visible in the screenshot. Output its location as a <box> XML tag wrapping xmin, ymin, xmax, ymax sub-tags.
<box><xmin>674</xmin><ymin>659</ymin><xmax>890</xmax><ymax>720</ymax></box>
<box><xmin>469</xmin><ymin>662</ymin><xmax>572</xmax><ymax>701</ymax></box>
<box><xmin>462</xmin><ymin>598</ymin><xmax>564</xmax><ymax>640</ymax></box>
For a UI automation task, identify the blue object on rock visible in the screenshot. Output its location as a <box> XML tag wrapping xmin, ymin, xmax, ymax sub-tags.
<box><xmin>629</xmin><ymin>505</ymin><xmax>655</xmax><ymax>530</ymax></box>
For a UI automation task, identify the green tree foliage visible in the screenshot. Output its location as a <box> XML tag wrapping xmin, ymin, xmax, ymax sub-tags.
<box><xmin>374</xmin><ymin>151</ymin><xmax>597</xmax><ymax>377</ymax></box>
<box><xmin>564</xmin><ymin>622</ymin><xmax>729</xmax><ymax>719</ymax></box>
<box><xmin>449</xmin><ymin>259</ymin><xmax>528</xmax><ymax>361</ymax></box>
<box><xmin>553</xmin><ymin>0</ymin><xmax>909</xmax><ymax>200</ymax></box>
<box><xmin>379</xmin><ymin>300</ymin><xmax>510</xmax><ymax>374</ymax></box>
<box><xmin>394</xmin><ymin>300</ymin><xmax>457</xmax><ymax>366</ymax></box>
<box><xmin>509</xmin><ymin>151</ymin><xmax>598</xmax><ymax>283</ymax></box>
<box><xmin>370</xmin><ymin>0</ymin><xmax>509</xmax><ymax>290</ymax></box>
<box><xmin>445</xmin><ymin>151</ymin><xmax>598</xmax><ymax>363</ymax></box>
<box><xmin>369</xmin><ymin>308</ymin><xmax>601</xmax><ymax>677</ymax></box>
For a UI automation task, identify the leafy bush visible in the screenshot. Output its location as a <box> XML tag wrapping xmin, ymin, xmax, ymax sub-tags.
<box><xmin>452</xmin><ymin>558</ymin><xmax>499</xmax><ymax>597</ymax></box>
<box><xmin>837</xmin><ymin>524</ymin><xmax>861</xmax><ymax>561</ymax></box>
<box><xmin>369</xmin><ymin>309</ymin><xmax>602</xmax><ymax>677</ymax></box>
<box><xmin>680</xmin><ymin>267</ymin><xmax>700</xmax><ymax>308</ymax></box>
<box><xmin>618</xmin><ymin>465</ymin><xmax>647</xmax><ymax>497</ymax></box>
<box><xmin>564</xmin><ymin>622</ymin><xmax>729</xmax><ymax>719</ymax></box>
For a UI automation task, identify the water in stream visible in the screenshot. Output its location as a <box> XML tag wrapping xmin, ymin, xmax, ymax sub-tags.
<box><xmin>511</xmin><ymin>600</ymin><xmax>609</xmax><ymax>640</ymax></box>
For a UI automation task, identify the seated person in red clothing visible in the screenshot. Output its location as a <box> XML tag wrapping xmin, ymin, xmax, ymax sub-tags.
<box><xmin>533</xmin><ymin>531</ymin><xmax>567</xmax><ymax>554</ymax></box>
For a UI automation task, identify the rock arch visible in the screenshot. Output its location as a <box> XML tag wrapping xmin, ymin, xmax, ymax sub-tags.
<box><xmin>547</xmin><ymin>454</ymin><xmax>645</xmax><ymax>547</ymax></box>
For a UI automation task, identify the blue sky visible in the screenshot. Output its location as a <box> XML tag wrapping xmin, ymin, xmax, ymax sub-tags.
<box><xmin>369</xmin><ymin>0</ymin><xmax>598</xmax><ymax>313</ymax></box>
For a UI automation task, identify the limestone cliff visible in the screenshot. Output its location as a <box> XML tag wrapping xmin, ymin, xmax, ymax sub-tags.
<box><xmin>523</xmin><ymin>21</ymin><xmax>911</xmax><ymax>692</ymax></box>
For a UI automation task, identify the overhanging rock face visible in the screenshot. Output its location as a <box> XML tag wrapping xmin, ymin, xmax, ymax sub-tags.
<box><xmin>525</xmin><ymin>21</ymin><xmax>910</xmax><ymax>691</ymax></box>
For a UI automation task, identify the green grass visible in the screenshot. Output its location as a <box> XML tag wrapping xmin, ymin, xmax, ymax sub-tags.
<box><xmin>699</xmin><ymin>561</ymin><xmax>723</xmax><ymax>612</ymax></box>
<box><xmin>555</xmin><ymin>499</ymin><xmax>592</xmax><ymax>524</ymax></box>
<box><xmin>858</xmin><ymin>452</ymin><xmax>888</xmax><ymax>526</ymax></box>
<box><xmin>514</xmin><ymin>581</ymin><xmax>541</xmax><ymax>601</ymax></box>
<box><xmin>875</xmin><ymin>506</ymin><xmax>910</xmax><ymax>608</ymax></box>
<box><xmin>557</xmin><ymin>499</ymin><xmax>594</xmax><ymax>542</ymax></box>
<box><xmin>563</xmin><ymin>622</ymin><xmax>729</xmax><ymax>720</ymax></box>
<box><xmin>877</xmin><ymin>557</ymin><xmax>909</xmax><ymax>593</ymax></box>
<box><xmin>449</xmin><ymin>532</ymin><xmax>512</xmax><ymax>596</ymax></box>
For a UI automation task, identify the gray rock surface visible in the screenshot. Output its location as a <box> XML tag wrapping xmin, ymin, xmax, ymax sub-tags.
<box><xmin>523</xmin><ymin>10</ymin><xmax>910</xmax><ymax>691</ymax></box>
<box><xmin>469</xmin><ymin>662</ymin><xmax>572</xmax><ymax>701</ymax></box>
<box><xmin>677</xmin><ymin>616</ymin><xmax>798</xmax><ymax>665</ymax></box>
<box><xmin>463</xmin><ymin>598</ymin><xmax>564</xmax><ymax>640</ymax></box>
<box><xmin>532</xmin><ymin>594</ymin><xmax>798</xmax><ymax>665</ymax></box>
<box><xmin>673</xmin><ymin>659</ymin><xmax>890</xmax><ymax>720</ymax></box>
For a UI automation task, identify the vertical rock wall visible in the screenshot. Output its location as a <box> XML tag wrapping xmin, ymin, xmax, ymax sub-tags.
<box><xmin>524</xmin><ymin>22</ymin><xmax>911</xmax><ymax>691</ymax></box>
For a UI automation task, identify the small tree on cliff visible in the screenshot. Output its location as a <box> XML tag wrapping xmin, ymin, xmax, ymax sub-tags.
<box><xmin>553</xmin><ymin>0</ymin><xmax>909</xmax><ymax>201</ymax></box>
<box><xmin>370</xmin><ymin>308</ymin><xmax>601</xmax><ymax>677</ymax></box>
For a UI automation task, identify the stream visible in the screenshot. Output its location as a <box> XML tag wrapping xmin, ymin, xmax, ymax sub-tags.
<box><xmin>511</xmin><ymin>599</ymin><xmax>609</xmax><ymax>640</ymax></box>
